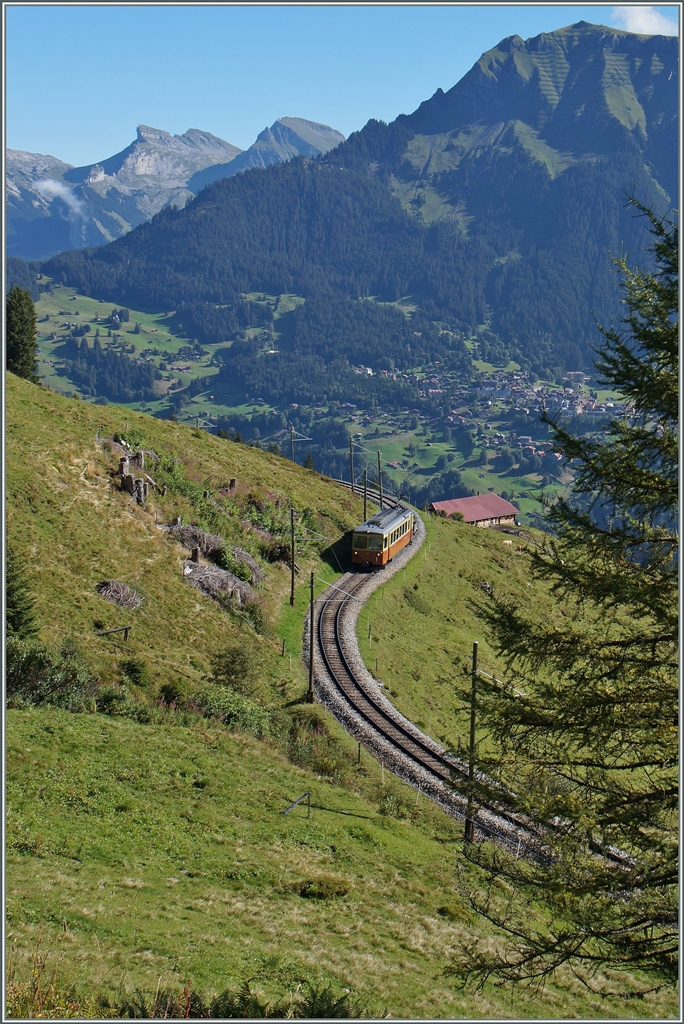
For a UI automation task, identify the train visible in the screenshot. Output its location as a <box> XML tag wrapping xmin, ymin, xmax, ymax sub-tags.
<box><xmin>351</xmin><ymin>504</ymin><xmax>415</xmax><ymax>568</ymax></box>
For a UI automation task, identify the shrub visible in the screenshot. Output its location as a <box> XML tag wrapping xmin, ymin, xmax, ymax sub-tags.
<box><xmin>378</xmin><ymin>785</ymin><xmax>412</xmax><ymax>819</ymax></box>
<box><xmin>5</xmin><ymin>547</ymin><xmax>38</xmax><ymax>639</ymax></box>
<box><xmin>119</xmin><ymin>657</ymin><xmax>150</xmax><ymax>688</ymax></box>
<box><xmin>209</xmin><ymin>641</ymin><xmax>259</xmax><ymax>695</ymax></box>
<box><xmin>242</xmin><ymin>600</ymin><xmax>267</xmax><ymax>635</ymax></box>
<box><xmin>159</xmin><ymin>679</ymin><xmax>190</xmax><ymax>705</ymax></box>
<box><xmin>295</xmin><ymin>876</ymin><xmax>349</xmax><ymax>900</ymax></box>
<box><xmin>96</xmin><ymin>682</ymin><xmax>151</xmax><ymax>722</ymax></box>
<box><xmin>5</xmin><ymin>636</ymin><xmax>98</xmax><ymax>712</ymax></box>
<box><xmin>117</xmin><ymin>978</ymin><xmax>370</xmax><ymax>1019</ymax></box>
<box><xmin>113</xmin><ymin>426</ymin><xmax>145</xmax><ymax>451</ymax></box>
<box><xmin>286</xmin><ymin>711</ymin><xmax>350</xmax><ymax>782</ymax></box>
<box><xmin>213</xmin><ymin>546</ymin><xmax>252</xmax><ymax>581</ymax></box>
<box><xmin>194</xmin><ymin>683</ymin><xmax>270</xmax><ymax>736</ymax></box>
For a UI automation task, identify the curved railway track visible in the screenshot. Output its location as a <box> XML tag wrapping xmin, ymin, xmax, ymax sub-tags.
<box><xmin>310</xmin><ymin>517</ymin><xmax>549</xmax><ymax>861</ymax></box>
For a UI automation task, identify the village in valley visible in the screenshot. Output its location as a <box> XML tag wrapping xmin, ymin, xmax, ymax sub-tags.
<box><xmin>30</xmin><ymin>281</ymin><xmax>626</xmax><ymax>527</ymax></box>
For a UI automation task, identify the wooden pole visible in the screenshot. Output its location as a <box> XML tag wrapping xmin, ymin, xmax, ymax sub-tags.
<box><xmin>363</xmin><ymin>468</ymin><xmax>367</xmax><ymax>522</ymax></box>
<box><xmin>465</xmin><ymin>641</ymin><xmax>478</xmax><ymax>843</ymax></box>
<box><xmin>377</xmin><ymin>451</ymin><xmax>383</xmax><ymax>509</ymax></box>
<box><xmin>307</xmin><ymin>571</ymin><xmax>315</xmax><ymax>703</ymax></box>
<box><xmin>290</xmin><ymin>423</ymin><xmax>295</xmax><ymax>462</ymax></box>
<box><xmin>349</xmin><ymin>437</ymin><xmax>355</xmax><ymax>494</ymax></box>
<box><xmin>290</xmin><ymin>506</ymin><xmax>295</xmax><ymax>606</ymax></box>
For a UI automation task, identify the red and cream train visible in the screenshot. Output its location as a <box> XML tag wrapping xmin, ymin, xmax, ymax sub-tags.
<box><xmin>351</xmin><ymin>504</ymin><xmax>415</xmax><ymax>568</ymax></box>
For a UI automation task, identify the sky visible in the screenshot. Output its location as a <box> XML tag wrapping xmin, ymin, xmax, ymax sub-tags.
<box><xmin>4</xmin><ymin>3</ymin><xmax>680</xmax><ymax>167</ymax></box>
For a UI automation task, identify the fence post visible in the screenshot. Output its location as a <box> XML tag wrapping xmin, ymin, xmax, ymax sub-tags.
<box><xmin>465</xmin><ymin>641</ymin><xmax>478</xmax><ymax>843</ymax></box>
<box><xmin>349</xmin><ymin>437</ymin><xmax>355</xmax><ymax>495</ymax></box>
<box><xmin>377</xmin><ymin>451</ymin><xmax>383</xmax><ymax>509</ymax></box>
<box><xmin>290</xmin><ymin>506</ymin><xmax>295</xmax><ymax>606</ymax></box>
<box><xmin>307</xmin><ymin>571</ymin><xmax>315</xmax><ymax>703</ymax></box>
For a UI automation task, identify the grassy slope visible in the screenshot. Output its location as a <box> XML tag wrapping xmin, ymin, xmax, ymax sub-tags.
<box><xmin>6</xmin><ymin>377</ymin><xmax>670</xmax><ymax>1017</ymax></box>
<box><xmin>6</xmin><ymin>373</ymin><xmax>359</xmax><ymax>691</ymax></box>
<box><xmin>356</xmin><ymin>514</ymin><xmax>560</xmax><ymax>751</ymax></box>
<box><xmin>7</xmin><ymin>709</ymin><xmax>670</xmax><ymax>1019</ymax></box>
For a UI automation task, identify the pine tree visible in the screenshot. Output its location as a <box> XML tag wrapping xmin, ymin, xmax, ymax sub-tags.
<box><xmin>6</xmin><ymin>547</ymin><xmax>39</xmax><ymax>638</ymax></box>
<box><xmin>451</xmin><ymin>203</ymin><xmax>678</xmax><ymax>992</ymax></box>
<box><xmin>6</xmin><ymin>286</ymin><xmax>39</xmax><ymax>382</ymax></box>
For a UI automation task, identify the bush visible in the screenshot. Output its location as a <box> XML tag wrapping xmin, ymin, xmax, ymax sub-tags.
<box><xmin>5</xmin><ymin>547</ymin><xmax>38</xmax><ymax>639</ymax></box>
<box><xmin>209</xmin><ymin>641</ymin><xmax>259</xmax><ymax>695</ymax></box>
<box><xmin>213</xmin><ymin>546</ymin><xmax>252</xmax><ymax>581</ymax></box>
<box><xmin>242</xmin><ymin>600</ymin><xmax>267</xmax><ymax>635</ymax></box>
<box><xmin>5</xmin><ymin>636</ymin><xmax>98</xmax><ymax>712</ymax></box>
<box><xmin>119</xmin><ymin>657</ymin><xmax>150</xmax><ymax>688</ymax></box>
<box><xmin>378</xmin><ymin>786</ymin><xmax>412</xmax><ymax>819</ymax></box>
<box><xmin>159</xmin><ymin>679</ymin><xmax>190</xmax><ymax>705</ymax></box>
<box><xmin>286</xmin><ymin>711</ymin><xmax>350</xmax><ymax>782</ymax></box>
<box><xmin>194</xmin><ymin>683</ymin><xmax>270</xmax><ymax>736</ymax></box>
<box><xmin>113</xmin><ymin>426</ymin><xmax>145</xmax><ymax>450</ymax></box>
<box><xmin>118</xmin><ymin>978</ymin><xmax>370</xmax><ymax>1019</ymax></box>
<box><xmin>96</xmin><ymin>682</ymin><xmax>151</xmax><ymax>722</ymax></box>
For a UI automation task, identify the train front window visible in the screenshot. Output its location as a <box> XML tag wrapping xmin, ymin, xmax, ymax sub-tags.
<box><xmin>353</xmin><ymin>534</ymin><xmax>368</xmax><ymax>549</ymax></box>
<box><xmin>367</xmin><ymin>534</ymin><xmax>383</xmax><ymax>550</ymax></box>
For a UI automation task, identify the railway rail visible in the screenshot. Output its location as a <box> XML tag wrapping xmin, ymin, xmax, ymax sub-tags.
<box><xmin>309</xmin><ymin>508</ymin><xmax>549</xmax><ymax>861</ymax></box>
<box><xmin>320</xmin><ymin>481</ymin><xmax>629</xmax><ymax>866</ymax></box>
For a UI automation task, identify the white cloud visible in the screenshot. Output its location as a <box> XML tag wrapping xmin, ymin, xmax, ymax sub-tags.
<box><xmin>34</xmin><ymin>178</ymin><xmax>86</xmax><ymax>219</ymax></box>
<box><xmin>610</xmin><ymin>6</ymin><xmax>679</xmax><ymax>35</ymax></box>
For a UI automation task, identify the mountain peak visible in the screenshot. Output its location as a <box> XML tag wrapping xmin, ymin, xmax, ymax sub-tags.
<box><xmin>136</xmin><ymin>125</ymin><xmax>172</xmax><ymax>143</ymax></box>
<box><xmin>186</xmin><ymin>116</ymin><xmax>345</xmax><ymax>193</ymax></box>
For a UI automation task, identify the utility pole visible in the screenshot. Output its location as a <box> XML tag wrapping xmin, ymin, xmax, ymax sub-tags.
<box><xmin>465</xmin><ymin>641</ymin><xmax>478</xmax><ymax>843</ymax></box>
<box><xmin>377</xmin><ymin>450</ymin><xmax>383</xmax><ymax>510</ymax></box>
<box><xmin>363</xmin><ymin>468</ymin><xmax>367</xmax><ymax>522</ymax></box>
<box><xmin>307</xmin><ymin>571</ymin><xmax>315</xmax><ymax>703</ymax></box>
<box><xmin>290</xmin><ymin>423</ymin><xmax>295</xmax><ymax>462</ymax></box>
<box><xmin>290</xmin><ymin>506</ymin><xmax>295</xmax><ymax>606</ymax></box>
<box><xmin>349</xmin><ymin>437</ymin><xmax>355</xmax><ymax>494</ymax></box>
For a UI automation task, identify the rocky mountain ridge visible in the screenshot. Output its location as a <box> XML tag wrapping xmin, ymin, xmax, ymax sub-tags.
<box><xmin>7</xmin><ymin>118</ymin><xmax>345</xmax><ymax>261</ymax></box>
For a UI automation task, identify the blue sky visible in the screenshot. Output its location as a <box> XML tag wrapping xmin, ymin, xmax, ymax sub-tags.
<box><xmin>4</xmin><ymin>3</ymin><xmax>679</xmax><ymax>166</ymax></box>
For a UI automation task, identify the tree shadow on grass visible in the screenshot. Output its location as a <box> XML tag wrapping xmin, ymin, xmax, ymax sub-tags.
<box><xmin>320</xmin><ymin>531</ymin><xmax>354</xmax><ymax>576</ymax></box>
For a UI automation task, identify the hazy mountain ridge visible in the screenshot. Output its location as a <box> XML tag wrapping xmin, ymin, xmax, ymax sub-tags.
<box><xmin>188</xmin><ymin>117</ymin><xmax>345</xmax><ymax>193</ymax></box>
<box><xmin>7</xmin><ymin>118</ymin><xmax>345</xmax><ymax>261</ymax></box>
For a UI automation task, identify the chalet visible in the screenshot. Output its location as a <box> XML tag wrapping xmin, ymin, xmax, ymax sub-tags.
<box><xmin>430</xmin><ymin>493</ymin><xmax>519</xmax><ymax>528</ymax></box>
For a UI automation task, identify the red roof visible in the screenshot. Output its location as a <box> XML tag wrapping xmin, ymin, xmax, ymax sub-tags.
<box><xmin>431</xmin><ymin>493</ymin><xmax>519</xmax><ymax>522</ymax></box>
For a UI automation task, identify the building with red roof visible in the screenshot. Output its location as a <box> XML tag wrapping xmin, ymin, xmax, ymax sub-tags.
<box><xmin>430</xmin><ymin>493</ymin><xmax>518</xmax><ymax>527</ymax></box>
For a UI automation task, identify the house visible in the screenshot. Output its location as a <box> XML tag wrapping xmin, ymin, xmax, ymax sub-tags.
<box><xmin>430</xmin><ymin>493</ymin><xmax>519</xmax><ymax>528</ymax></box>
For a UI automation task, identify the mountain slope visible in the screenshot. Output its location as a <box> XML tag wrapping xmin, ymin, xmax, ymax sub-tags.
<box><xmin>188</xmin><ymin>117</ymin><xmax>345</xmax><ymax>192</ymax></box>
<box><xmin>43</xmin><ymin>22</ymin><xmax>677</xmax><ymax>381</ymax></box>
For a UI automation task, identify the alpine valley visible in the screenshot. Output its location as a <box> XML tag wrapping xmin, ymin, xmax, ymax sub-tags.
<box><xmin>7</xmin><ymin>21</ymin><xmax>679</xmax><ymax>507</ymax></box>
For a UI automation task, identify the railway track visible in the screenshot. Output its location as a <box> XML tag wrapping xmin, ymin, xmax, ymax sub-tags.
<box><xmin>322</xmin><ymin>481</ymin><xmax>629</xmax><ymax>866</ymax></box>
<box><xmin>334</xmin><ymin>478</ymin><xmax>403</xmax><ymax>510</ymax></box>
<box><xmin>311</xmin><ymin>537</ymin><xmax>548</xmax><ymax>861</ymax></box>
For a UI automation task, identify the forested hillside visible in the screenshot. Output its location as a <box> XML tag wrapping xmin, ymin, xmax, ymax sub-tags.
<box><xmin>43</xmin><ymin>22</ymin><xmax>677</xmax><ymax>391</ymax></box>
